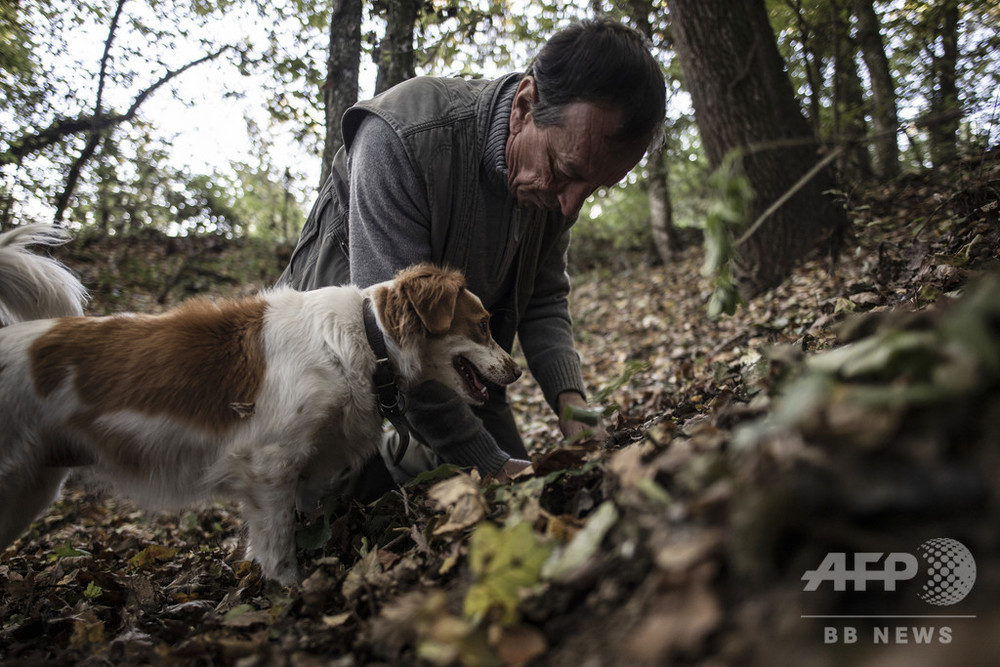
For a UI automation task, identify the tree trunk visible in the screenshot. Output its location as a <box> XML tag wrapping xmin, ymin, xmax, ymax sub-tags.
<box><xmin>320</xmin><ymin>0</ymin><xmax>363</xmax><ymax>188</ymax></box>
<box><xmin>647</xmin><ymin>146</ymin><xmax>680</xmax><ymax>262</ymax></box>
<box><xmin>853</xmin><ymin>0</ymin><xmax>899</xmax><ymax>179</ymax></box>
<box><xmin>929</xmin><ymin>0</ymin><xmax>960</xmax><ymax>167</ymax></box>
<box><xmin>669</xmin><ymin>0</ymin><xmax>847</xmax><ymax>295</ymax></box>
<box><xmin>625</xmin><ymin>0</ymin><xmax>679</xmax><ymax>262</ymax></box>
<box><xmin>374</xmin><ymin>0</ymin><xmax>419</xmax><ymax>96</ymax></box>
<box><xmin>831</xmin><ymin>0</ymin><xmax>872</xmax><ymax>182</ymax></box>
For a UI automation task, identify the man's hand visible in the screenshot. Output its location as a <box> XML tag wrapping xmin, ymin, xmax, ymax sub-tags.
<box><xmin>557</xmin><ymin>391</ymin><xmax>598</xmax><ymax>442</ymax></box>
<box><xmin>495</xmin><ymin>458</ymin><xmax>532</xmax><ymax>483</ymax></box>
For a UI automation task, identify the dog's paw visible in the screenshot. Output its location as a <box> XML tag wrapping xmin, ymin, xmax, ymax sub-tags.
<box><xmin>266</xmin><ymin>562</ymin><xmax>301</xmax><ymax>587</ymax></box>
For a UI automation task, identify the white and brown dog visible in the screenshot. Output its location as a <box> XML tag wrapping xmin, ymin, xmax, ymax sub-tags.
<box><xmin>0</xmin><ymin>224</ymin><xmax>520</xmax><ymax>583</ymax></box>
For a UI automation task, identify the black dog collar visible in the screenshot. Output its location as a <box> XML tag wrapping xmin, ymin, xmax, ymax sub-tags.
<box><xmin>362</xmin><ymin>297</ymin><xmax>410</xmax><ymax>466</ymax></box>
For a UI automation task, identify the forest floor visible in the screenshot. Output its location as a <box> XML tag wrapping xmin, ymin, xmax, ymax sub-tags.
<box><xmin>2</xmin><ymin>151</ymin><xmax>1000</xmax><ymax>666</ymax></box>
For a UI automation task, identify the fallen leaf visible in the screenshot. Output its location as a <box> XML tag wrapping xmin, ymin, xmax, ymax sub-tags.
<box><xmin>465</xmin><ymin>522</ymin><xmax>553</xmax><ymax>626</ymax></box>
<box><xmin>128</xmin><ymin>544</ymin><xmax>179</xmax><ymax>569</ymax></box>
<box><xmin>428</xmin><ymin>473</ymin><xmax>488</xmax><ymax>536</ymax></box>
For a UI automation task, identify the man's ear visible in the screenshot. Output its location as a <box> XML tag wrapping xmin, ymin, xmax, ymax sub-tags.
<box><xmin>509</xmin><ymin>75</ymin><xmax>537</xmax><ymax>135</ymax></box>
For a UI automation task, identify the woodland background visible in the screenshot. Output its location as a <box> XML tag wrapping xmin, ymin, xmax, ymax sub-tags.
<box><xmin>2</xmin><ymin>0</ymin><xmax>1000</xmax><ymax>665</ymax></box>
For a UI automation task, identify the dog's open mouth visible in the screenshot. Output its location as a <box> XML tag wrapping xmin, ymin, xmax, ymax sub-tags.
<box><xmin>454</xmin><ymin>356</ymin><xmax>489</xmax><ymax>403</ymax></box>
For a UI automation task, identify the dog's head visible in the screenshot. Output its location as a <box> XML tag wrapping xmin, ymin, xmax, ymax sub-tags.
<box><xmin>373</xmin><ymin>264</ymin><xmax>521</xmax><ymax>405</ymax></box>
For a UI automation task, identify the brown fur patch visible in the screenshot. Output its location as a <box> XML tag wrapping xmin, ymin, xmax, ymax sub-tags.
<box><xmin>29</xmin><ymin>297</ymin><xmax>268</xmax><ymax>437</ymax></box>
<box><xmin>377</xmin><ymin>265</ymin><xmax>467</xmax><ymax>348</ymax></box>
<box><xmin>449</xmin><ymin>289</ymin><xmax>492</xmax><ymax>344</ymax></box>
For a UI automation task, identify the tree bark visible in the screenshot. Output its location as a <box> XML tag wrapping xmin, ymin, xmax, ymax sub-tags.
<box><xmin>374</xmin><ymin>0</ymin><xmax>419</xmax><ymax>96</ymax></box>
<box><xmin>626</xmin><ymin>0</ymin><xmax>679</xmax><ymax>262</ymax></box>
<box><xmin>320</xmin><ymin>0</ymin><xmax>363</xmax><ymax>188</ymax></box>
<box><xmin>647</xmin><ymin>146</ymin><xmax>680</xmax><ymax>262</ymax></box>
<box><xmin>853</xmin><ymin>0</ymin><xmax>899</xmax><ymax>178</ymax></box>
<box><xmin>928</xmin><ymin>0</ymin><xmax>960</xmax><ymax>167</ymax></box>
<box><xmin>831</xmin><ymin>0</ymin><xmax>872</xmax><ymax>182</ymax></box>
<box><xmin>669</xmin><ymin>0</ymin><xmax>847</xmax><ymax>295</ymax></box>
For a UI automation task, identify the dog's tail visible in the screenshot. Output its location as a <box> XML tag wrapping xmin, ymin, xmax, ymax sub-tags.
<box><xmin>0</xmin><ymin>224</ymin><xmax>88</xmax><ymax>325</ymax></box>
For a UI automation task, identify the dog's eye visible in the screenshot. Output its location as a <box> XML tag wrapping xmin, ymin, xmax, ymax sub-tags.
<box><xmin>480</xmin><ymin>320</ymin><xmax>489</xmax><ymax>335</ymax></box>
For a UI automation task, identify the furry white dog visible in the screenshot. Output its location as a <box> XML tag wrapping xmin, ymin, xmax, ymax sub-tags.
<box><xmin>0</xmin><ymin>224</ymin><xmax>520</xmax><ymax>583</ymax></box>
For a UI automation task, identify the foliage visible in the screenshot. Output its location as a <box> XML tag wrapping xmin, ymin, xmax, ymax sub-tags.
<box><xmin>0</xmin><ymin>1</ymin><xmax>34</xmax><ymax>86</ymax></box>
<box><xmin>0</xmin><ymin>0</ymin><xmax>299</xmax><ymax>236</ymax></box>
<box><xmin>885</xmin><ymin>0</ymin><xmax>1000</xmax><ymax>133</ymax></box>
<box><xmin>737</xmin><ymin>273</ymin><xmax>1000</xmax><ymax>451</ymax></box>
<box><xmin>700</xmin><ymin>150</ymin><xmax>753</xmax><ymax>318</ymax></box>
<box><xmin>768</xmin><ymin>0</ymin><xmax>1000</xmax><ymax>168</ymax></box>
<box><xmin>573</xmin><ymin>183</ymin><xmax>654</xmax><ymax>266</ymax></box>
<box><xmin>241</xmin><ymin>0</ymin><xmax>330</xmax><ymax>144</ymax></box>
<box><xmin>419</xmin><ymin>1</ymin><xmax>531</xmax><ymax>75</ymax></box>
<box><xmin>573</xmin><ymin>111</ymin><xmax>707</xmax><ymax>268</ymax></box>
<box><xmin>55</xmin><ymin>118</ymin><xmax>304</xmax><ymax>239</ymax></box>
<box><xmin>3</xmin><ymin>0</ymin><xmax>999</xmax><ymax>252</ymax></box>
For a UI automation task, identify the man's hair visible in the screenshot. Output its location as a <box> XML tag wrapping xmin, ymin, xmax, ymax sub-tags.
<box><xmin>525</xmin><ymin>17</ymin><xmax>666</xmax><ymax>148</ymax></box>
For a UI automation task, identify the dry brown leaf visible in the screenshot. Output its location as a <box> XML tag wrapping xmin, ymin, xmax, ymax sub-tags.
<box><xmin>427</xmin><ymin>473</ymin><xmax>488</xmax><ymax>536</ymax></box>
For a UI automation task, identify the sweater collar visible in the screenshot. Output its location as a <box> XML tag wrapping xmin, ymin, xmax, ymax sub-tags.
<box><xmin>482</xmin><ymin>74</ymin><xmax>521</xmax><ymax>193</ymax></box>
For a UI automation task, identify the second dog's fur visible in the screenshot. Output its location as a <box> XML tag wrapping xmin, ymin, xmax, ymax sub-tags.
<box><xmin>0</xmin><ymin>224</ymin><xmax>520</xmax><ymax>583</ymax></box>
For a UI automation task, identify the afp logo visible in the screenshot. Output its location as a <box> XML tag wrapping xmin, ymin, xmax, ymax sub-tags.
<box><xmin>802</xmin><ymin>538</ymin><xmax>976</xmax><ymax>605</ymax></box>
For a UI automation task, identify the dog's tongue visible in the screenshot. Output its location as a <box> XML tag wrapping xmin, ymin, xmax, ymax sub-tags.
<box><xmin>456</xmin><ymin>357</ymin><xmax>489</xmax><ymax>402</ymax></box>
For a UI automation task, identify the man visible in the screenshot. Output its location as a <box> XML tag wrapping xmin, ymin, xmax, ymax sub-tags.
<box><xmin>279</xmin><ymin>17</ymin><xmax>665</xmax><ymax>496</ymax></box>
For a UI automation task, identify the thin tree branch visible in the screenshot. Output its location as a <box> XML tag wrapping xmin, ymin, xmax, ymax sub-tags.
<box><xmin>735</xmin><ymin>146</ymin><xmax>844</xmax><ymax>247</ymax></box>
<box><xmin>123</xmin><ymin>45</ymin><xmax>233</xmax><ymax>120</ymax></box>
<box><xmin>94</xmin><ymin>0</ymin><xmax>128</xmax><ymax>123</ymax></box>
<box><xmin>53</xmin><ymin>0</ymin><xmax>128</xmax><ymax>222</ymax></box>
<box><xmin>2</xmin><ymin>45</ymin><xmax>232</xmax><ymax>165</ymax></box>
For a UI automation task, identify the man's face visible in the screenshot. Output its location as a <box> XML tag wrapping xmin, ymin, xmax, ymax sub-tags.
<box><xmin>505</xmin><ymin>76</ymin><xmax>648</xmax><ymax>218</ymax></box>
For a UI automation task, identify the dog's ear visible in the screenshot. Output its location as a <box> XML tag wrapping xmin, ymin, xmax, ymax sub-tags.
<box><xmin>376</xmin><ymin>265</ymin><xmax>467</xmax><ymax>349</ymax></box>
<box><xmin>398</xmin><ymin>264</ymin><xmax>464</xmax><ymax>335</ymax></box>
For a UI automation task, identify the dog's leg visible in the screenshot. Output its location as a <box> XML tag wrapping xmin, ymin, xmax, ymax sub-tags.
<box><xmin>241</xmin><ymin>480</ymin><xmax>300</xmax><ymax>585</ymax></box>
<box><xmin>209</xmin><ymin>444</ymin><xmax>306</xmax><ymax>585</ymax></box>
<box><xmin>0</xmin><ymin>467</ymin><xmax>69</xmax><ymax>551</ymax></box>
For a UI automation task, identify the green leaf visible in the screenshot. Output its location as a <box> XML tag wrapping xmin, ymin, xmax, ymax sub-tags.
<box><xmin>53</xmin><ymin>541</ymin><xmax>90</xmax><ymax>560</ymax></box>
<box><xmin>295</xmin><ymin>507</ymin><xmax>332</xmax><ymax>552</ymax></box>
<box><xmin>700</xmin><ymin>149</ymin><xmax>753</xmax><ymax>318</ymax></box>
<box><xmin>707</xmin><ymin>284</ymin><xmax>743</xmax><ymax>318</ymax></box>
<box><xmin>561</xmin><ymin>403</ymin><xmax>602</xmax><ymax>426</ymax></box>
<box><xmin>405</xmin><ymin>463</ymin><xmax>464</xmax><ymax>488</ymax></box>
<box><xmin>83</xmin><ymin>581</ymin><xmax>104</xmax><ymax>600</ymax></box>
<box><xmin>807</xmin><ymin>330</ymin><xmax>942</xmax><ymax>381</ymax></box>
<box><xmin>464</xmin><ymin>522</ymin><xmax>552</xmax><ymax>626</ymax></box>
